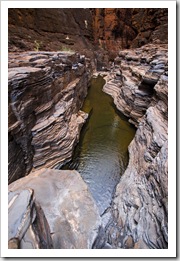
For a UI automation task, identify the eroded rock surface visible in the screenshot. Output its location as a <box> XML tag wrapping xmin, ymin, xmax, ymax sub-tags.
<box><xmin>8</xmin><ymin>52</ymin><xmax>91</xmax><ymax>183</ymax></box>
<box><xmin>8</xmin><ymin>8</ymin><xmax>94</xmax><ymax>54</ymax></box>
<box><xmin>92</xmin><ymin>8</ymin><xmax>168</xmax><ymax>51</ymax></box>
<box><xmin>104</xmin><ymin>44</ymin><xmax>168</xmax><ymax>126</ymax></box>
<box><xmin>97</xmin><ymin>44</ymin><xmax>168</xmax><ymax>249</ymax></box>
<box><xmin>9</xmin><ymin>8</ymin><xmax>168</xmax><ymax>55</ymax></box>
<box><xmin>8</xmin><ymin>168</ymin><xmax>101</xmax><ymax>249</ymax></box>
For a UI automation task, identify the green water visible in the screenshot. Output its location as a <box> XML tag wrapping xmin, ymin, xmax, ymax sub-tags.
<box><xmin>62</xmin><ymin>76</ymin><xmax>136</xmax><ymax>214</ymax></box>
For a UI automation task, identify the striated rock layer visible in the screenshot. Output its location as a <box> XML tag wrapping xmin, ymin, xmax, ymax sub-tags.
<box><xmin>8</xmin><ymin>51</ymin><xmax>92</xmax><ymax>184</ymax></box>
<box><xmin>8</xmin><ymin>168</ymin><xmax>101</xmax><ymax>249</ymax></box>
<box><xmin>101</xmin><ymin>44</ymin><xmax>168</xmax><ymax>248</ymax></box>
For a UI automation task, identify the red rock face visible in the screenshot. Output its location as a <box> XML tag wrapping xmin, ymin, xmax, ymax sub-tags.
<box><xmin>92</xmin><ymin>9</ymin><xmax>136</xmax><ymax>51</ymax></box>
<box><xmin>8</xmin><ymin>8</ymin><xmax>168</xmax><ymax>54</ymax></box>
<box><xmin>92</xmin><ymin>8</ymin><xmax>168</xmax><ymax>51</ymax></box>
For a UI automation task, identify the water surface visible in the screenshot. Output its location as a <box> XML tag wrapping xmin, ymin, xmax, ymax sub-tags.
<box><xmin>62</xmin><ymin>76</ymin><xmax>136</xmax><ymax>214</ymax></box>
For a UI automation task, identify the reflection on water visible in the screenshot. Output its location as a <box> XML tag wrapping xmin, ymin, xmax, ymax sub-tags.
<box><xmin>61</xmin><ymin>76</ymin><xmax>136</xmax><ymax>215</ymax></box>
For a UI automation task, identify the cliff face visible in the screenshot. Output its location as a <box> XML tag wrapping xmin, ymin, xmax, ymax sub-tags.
<box><xmin>8</xmin><ymin>8</ymin><xmax>168</xmax><ymax>55</ymax></box>
<box><xmin>8</xmin><ymin>8</ymin><xmax>94</xmax><ymax>55</ymax></box>
<box><xmin>102</xmin><ymin>44</ymin><xmax>168</xmax><ymax>248</ymax></box>
<box><xmin>8</xmin><ymin>51</ymin><xmax>92</xmax><ymax>183</ymax></box>
<box><xmin>92</xmin><ymin>8</ymin><xmax>168</xmax><ymax>52</ymax></box>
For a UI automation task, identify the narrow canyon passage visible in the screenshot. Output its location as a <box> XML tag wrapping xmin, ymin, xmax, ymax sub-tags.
<box><xmin>61</xmin><ymin>76</ymin><xmax>136</xmax><ymax>215</ymax></box>
<box><xmin>7</xmin><ymin>7</ymin><xmax>170</xmax><ymax>250</ymax></box>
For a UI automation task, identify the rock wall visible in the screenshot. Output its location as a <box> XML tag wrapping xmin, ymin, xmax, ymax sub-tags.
<box><xmin>8</xmin><ymin>51</ymin><xmax>92</xmax><ymax>184</ymax></box>
<box><xmin>8</xmin><ymin>8</ymin><xmax>94</xmax><ymax>55</ymax></box>
<box><xmin>92</xmin><ymin>8</ymin><xmax>168</xmax><ymax>52</ymax></box>
<box><xmin>8</xmin><ymin>168</ymin><xmax>101</xmax><ymax>249</ymax></box>
<box><xmin>8</xmin><ymin>8</ymin><xmax>168</xmax><ymax>56</ymax></box>
<box><xmin>101</xmin><ymin>44</ymin><xmax>168</xmax><ymax>248</ymax></box>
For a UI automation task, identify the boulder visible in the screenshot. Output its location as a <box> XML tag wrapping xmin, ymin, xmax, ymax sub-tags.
<box><xmin>9</xmin><ymin>168</ymin><xmax>101</xmax><ymax>249</ymax></box>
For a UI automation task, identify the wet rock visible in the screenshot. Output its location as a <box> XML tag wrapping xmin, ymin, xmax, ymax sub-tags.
<box><xmin>8</xmin><ymin>52</ymin><xmax>92</xmax><ymax>183</ymax></box>
<box><xmin>9</xmin><ymin>168</ymin><xmax>101</xmax><ymax>249</ymax></box>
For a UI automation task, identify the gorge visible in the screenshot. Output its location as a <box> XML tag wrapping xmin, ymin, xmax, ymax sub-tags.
<box><xmin>8</xmin><ymin>8</ymin><xmax>168</xmax><ymax>250</ymax></box>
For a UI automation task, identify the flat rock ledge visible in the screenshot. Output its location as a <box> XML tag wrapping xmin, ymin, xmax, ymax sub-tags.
<box><xmin>8</xmin><ymin>168</ymin><xmax>101</xmax><ymax>249</ymax></box>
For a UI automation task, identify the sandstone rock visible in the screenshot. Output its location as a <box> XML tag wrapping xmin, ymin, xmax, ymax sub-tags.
<box><xmin>124</xmin><ymin>236</ymin><xmax>134</xmax><ymax>248</ymax></box>
<box><xmin>8</xmin><ymin>9</ymin><xmax>168</xmax><ymax>63</ymax></box>
<box><xmin>9</xmin><ymin>168</ymin><xmax>101</xmax><ymax>249</ymax></box>
<box><xmin>8</xmin><ymin>52</ymin><xmax>91</xmax><ymax>183</ymax></box>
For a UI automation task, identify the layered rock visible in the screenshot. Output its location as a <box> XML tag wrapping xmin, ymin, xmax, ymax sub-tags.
<box><xmin>8</xmin><ymin>51</ymin><xmax>91</xmax><ymax>183</ymax></box>
<box><xmin>99</xmin><ymin>44</ymin><xmax>168</xmax><ymax>248</ymax></box>
<box><xmin>8</xmin><ymin>168</ymin><xmax>101</xmax><ymax>249</ymax></box>
<box><xmin>104</xmin><ymin>44</ymin><xmax>168</xmax><ymax>126</ymax></box>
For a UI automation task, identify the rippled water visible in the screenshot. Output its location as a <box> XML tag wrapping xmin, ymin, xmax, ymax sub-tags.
<box><xmin>61</xmin><ymin>76</ymin><xmax>136</xmax><ymax>214</ymax></box>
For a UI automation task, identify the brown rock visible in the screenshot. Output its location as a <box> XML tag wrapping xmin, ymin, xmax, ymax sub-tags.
<box><xmin>124</xmin><ymin>236</ymin><xmax>134</xmax><ymax>248</ymax></box>
<box><xmin>92</xmin><ymin>8</ymin><xmax>167</xmax><ymax>51</ymax></box>
<box><xmin>8</xmin><ymin>238</ymin><xmax>19</xmax><ymax>249</ymax></box>
<box><xmin>8</xmin><ymin>8</ymin><xmax>94</xmax><ymax>53</ymax></box>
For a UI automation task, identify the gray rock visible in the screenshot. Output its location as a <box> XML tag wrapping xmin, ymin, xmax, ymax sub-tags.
<box><xmin>8</xmin><ymin>188</ymin><xmax>53</xmax><ymax>249</ymax></box>
<box><xmin>9</xmin><ymin>168</ymin><xmax>101</xmax><ymax>249</ymax></box>
<box><xmin>103</xmin><ymin>44</ymin><xmax>168</xmax><ymax>249</ymax></box>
